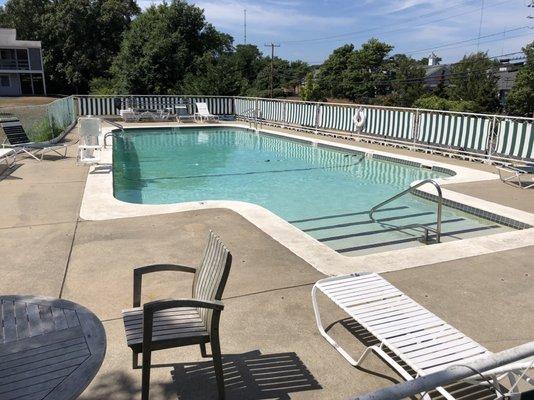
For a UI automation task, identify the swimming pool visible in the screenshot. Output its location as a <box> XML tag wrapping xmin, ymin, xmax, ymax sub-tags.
<box><xmin>113</xmin><ymin>127</ymin><xmax>511</xmax><ymax>256</ymax></box>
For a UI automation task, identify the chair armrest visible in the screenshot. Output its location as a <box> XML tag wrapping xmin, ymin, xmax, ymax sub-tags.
<box><xmin>143</xmin><ymin>298</ymin><xmax>224</xmax><ymax>313</ymax></box>
<box><xmin>141</xmin><ymin>299</ymin><xmax>225</xmax><ymax>351</ymax></box>
<box><xmin>133</xmin><ymin>264</ymin><xmax>196</xmax><ymax>307</ymax></box>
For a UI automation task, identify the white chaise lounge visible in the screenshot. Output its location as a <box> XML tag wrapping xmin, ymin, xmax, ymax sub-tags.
<box><xmin>195</xmin><ymin>102</ymin><xmax>219</xmax><ymax>122</ymax></box>
<box><xmin>497</xmin><ymin>165</ymin><xmax>534</xmax><ymax>189</ymax></box>
<box><xmin>312</xmin><ymin>273</ymin><xmax>533</xmax><ymax>399</ymax></box>
<box><xmin>0</xmin><ymin>148</ymin><xmax>14</xmax><ymax>167</ymax></box>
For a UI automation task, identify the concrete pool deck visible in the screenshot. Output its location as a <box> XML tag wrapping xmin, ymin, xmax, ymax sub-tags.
<box><xmin>0</xmin><ymin>127</ymin><xmax>533</xmax><ymax>399</ymax></box>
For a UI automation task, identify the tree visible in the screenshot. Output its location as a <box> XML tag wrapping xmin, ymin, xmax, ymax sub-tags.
<box><xmin>447</xmin><ymin>52</ymin><xmax>499</xmax><ymax>112</ymax></box>
<box><xmin>0</xmin><ymin>0</ymin><xmax>47</xmax><ymax>41</ymax></box>
<box><xmin>182</xmin><ymin>52</ymin><xmax>243</xmax><ymax>95</ymax></box>
<box><xmin>386</xmin><ymin>54</ymin><xmax>425</xmax><ymax>107</ymax></box>
<box><xmin>316</xmin><ymin>44</ymin><xmax>355</xmax><ymax>98</ymax></box>
<box><xmin>506</xmin><ymin>41</ymin><xmax>534</xmax><ymax>117</ymax></box>
<box><xmin>0</xmin><ymin>0</ymin><xmax>139</xmax><ymax>94</ymax></box>
<box><xmin>317</xmin><ymin>39</ymin><xmax>393</xmax><ymax>102</ymax></box>
<box><xmin>300</xmin><ymin>72</ymin><xmax>325</xmax><ymax>101</ymax></box>
<box><xmin>111</xmin><ymin>0</ymin><xmax>231</xmax><ymax>94</ymax></box>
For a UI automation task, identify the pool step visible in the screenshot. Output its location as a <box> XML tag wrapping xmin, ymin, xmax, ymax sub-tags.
<box><xmin>291</xmin><ymin>206</ymin><xmax>508</xmax><ymax>257</ymax></box>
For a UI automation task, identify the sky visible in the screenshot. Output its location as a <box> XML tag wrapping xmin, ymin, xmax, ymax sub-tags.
<box><xmin>2</xmin><ymin>0</ymin><xmax>534</xmax><ymax>64</ymax></box>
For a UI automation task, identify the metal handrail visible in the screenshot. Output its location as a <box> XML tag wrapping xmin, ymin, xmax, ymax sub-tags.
<box><xmin>369</xmin><ymin>179</ymin><xmax>443</xmax><ymax>243</ymax></box>
<box><xmin>101</xmin><ymin>118</ymin><xmax>124</xmax><ymax>148</ymax></box>
<box><xmin>351</xmin><ymin>341</ymin><xmax>534</xmax><ymax>400</ymax></box>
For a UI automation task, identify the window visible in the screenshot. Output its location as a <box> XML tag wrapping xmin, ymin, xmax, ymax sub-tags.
<box><xmin>0</xmin><ymin>75</ymin><xmax>11</xmax><ymax>87</ymax></box>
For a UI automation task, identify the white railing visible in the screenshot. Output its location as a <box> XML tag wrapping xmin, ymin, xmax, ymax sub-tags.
<box><xmin>73</xmin><ymin>95</ymin><xmax>534</xmax><ymax>165</ymax></box>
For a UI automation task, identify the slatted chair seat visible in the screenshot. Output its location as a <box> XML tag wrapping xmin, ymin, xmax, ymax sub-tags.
<box><xmin>312</xmin><ymin>273</ymin><xmax>492</xmax><ymax>399</ymax></box>
<box><xmin>122</xmin><ymin>306</ymin><xmax>209</xmax><ymax>349</ymax></box>
<box><xmin>122</xmin><ymin>231</ymin><xmax>232</xmax><ymax>400</ymax></box>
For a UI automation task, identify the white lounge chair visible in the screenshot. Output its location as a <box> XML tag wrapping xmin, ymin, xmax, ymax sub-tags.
<box><xmin>119</xmin><ymin>108</ymin><xmax>140</xmax><ymax>123</ymax></box>
<box><xmin>312</xmin><ymin>273</ymin><xmax>534</xmax><ymax>400</ymax></box>
<box><xmin>77</xmin><ymin>117</ymin><xmax>102</xmax><ymax>165</ymax></box>
<box><xmin>175</xmin><ymin>105</ymin><xmax>195</xmax><ymax>122</ymax></box>
<box><xmin>497</xmin><ymin>165</ymin><xmax>534</xmax><ymax>189</ymax></box>
<box><xmin>0</xmin><ymin>148</ymin><xmax>14</xmax><ymax>167</ymax></box>
<box><xmin>195</xmin><ymin>102</ymin><xmax>219</xmax><ymax>122</ymax></box>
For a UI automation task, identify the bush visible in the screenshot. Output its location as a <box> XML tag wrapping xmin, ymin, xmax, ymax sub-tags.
<box><xmin>413</xmin><ymin>95</ymin><xmax>480</xmax><ymax>113</ymax></box>
<box><xmin>27</xmin><ymin>118</ymin><xmax>62</xmax><ymax>142</ymax></box>
<box><xmin>300</xmin><ymin>73</ymin><xmax>325</xmax><ymax>102</ymax></box>
<box><xmin>89</xmin><ymin>77</ymin><xmax>117</xmax><ymax>95</ymax></box>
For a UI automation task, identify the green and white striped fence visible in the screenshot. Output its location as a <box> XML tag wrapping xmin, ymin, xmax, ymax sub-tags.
<box><xmin>496</xmin><ymin>119</ymin><xmax>534</xmax><ymax>160</ymax></box>
<box><xmin>74</xmin><ymin>95</ymin><xmax>534</xmax><ymax>164</ymax></box>
<box><xmin>417</xmin><ymin>112</ymin><xmax>490</xmax><ymax>153</ymax></box>
<box><xmin>76</xmin><ymin>95</ymin><xmax>234</xmax><ymax>116</ymax></box>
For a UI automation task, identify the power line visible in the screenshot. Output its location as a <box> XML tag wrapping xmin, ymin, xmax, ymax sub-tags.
<box><xmin>264</xmin><ymin>43</ymin><xmax>280</xmax><ymax>98</ymax></box>
<box><xmin>406</xmin><ymin>26</ymin><xmax>532</xmax><ymax>55</ymax></box>
<box><xmin>280</xmin><ymin>0</ymin><xmax>510</xmax><ymax>45</ymax></box>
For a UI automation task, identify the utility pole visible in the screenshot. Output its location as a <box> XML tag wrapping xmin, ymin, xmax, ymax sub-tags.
<box><xmin>244</xmin><ymin>9</ymin><xmax>247</xmax><ymax>44</ymax></box>
<box><xmin>264</xmin><ymin>43</ymin><xmax>280</xmax><ymax>98</ymax></box>
<box><xmin>476</xmin><ymin>0</ymin><xmax>485</xmax><ymax>51</ymax></box>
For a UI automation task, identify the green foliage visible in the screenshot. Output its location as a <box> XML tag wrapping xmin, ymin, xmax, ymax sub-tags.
<box><xmin>249</xmin><ymin>58</ymin><xmax>310</xmax><ymax>97</ymax></box>
<box><xmin>89</xmin><ymin>77</ymin><xmax>117</xmax><ymax>95</ymax></box>
<box><xmin>300</xmin><ymin>73</ymin><xmax>325</xmax><ymax>101</ymax></box>
<box><xmin>386</xmin><ymin>54</ymin><xmax>426</xmax><ymax>107</ymax></box>
<box><xmin>111</xmin><ymin>0</ymin><xmax>231</xmax><ymax>94</ymax></box>
<box><xmin>0</xmin><ymin>0</ymin><xmax>139</xmax><ymax>94</ymax></box>
<box><xmin>447</xmin><ymin>52</ymin><xmax>499</xmax><ymax>112</ymax></box>
<box><xmin>317</xmin><ymin>39</ymin><xmax>394</xmax><ymax>102</ymax></box>
<box><xmin>506</xmin><ymin>42</ymin><xmax>534</xmax><ymax>117</ymax></box>
<box><xmin>413</xmin><ymin>95</ymin><xmax>479</xmax><ymax>112</ymax></box>
<box><xmin>27</xmin><ymin>118</ymin><xmax>62</xmax><ymax>142</ymax></box>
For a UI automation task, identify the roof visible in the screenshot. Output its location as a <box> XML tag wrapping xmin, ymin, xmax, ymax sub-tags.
<box><xmin>0</xmin><ymin>29</ymin><xmax>42</xmax><ymax>49</ymax></box>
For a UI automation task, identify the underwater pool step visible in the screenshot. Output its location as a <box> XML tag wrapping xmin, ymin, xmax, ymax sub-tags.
<box><xmin>333</xmin><ymin>224</ymin><xmax>505</xmax><ymax>256</ymax></box>
<box><xmin>300</xmin><ymin>211</ymin><xmax>436</xmax><ymax>233</ymax></box>
<box><xmin>316</xmin><ymin>218</ymin><xmax>465</xmax><ymax>243</ymax></box>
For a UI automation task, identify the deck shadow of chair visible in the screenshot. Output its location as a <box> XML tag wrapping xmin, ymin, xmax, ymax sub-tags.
<box><xmin>170</xmin><ymin>350</ymin><xmax>322</xmax><ymax>400</ymax></box>
<box><xmin>337</xmin><ymin>318</ymin><xmax>499</xmax><ymax>400</ymax></box>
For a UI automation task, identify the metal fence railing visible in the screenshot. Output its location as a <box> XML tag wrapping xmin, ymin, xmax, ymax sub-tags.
<box><xmin>73</xmin><ymin>95</ymin><xmax>534</xmax><ymax>165</ymax></box>
<box><xmin>0</xmin><ymin>96</ymin><xmax>77</xmax><ymax>143</ymax></box>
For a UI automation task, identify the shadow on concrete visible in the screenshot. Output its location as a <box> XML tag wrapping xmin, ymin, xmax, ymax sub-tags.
<box><xmin>171</xmin><ymin>350</ymin><xmax>322</xmax><ymax>400</ymax></box>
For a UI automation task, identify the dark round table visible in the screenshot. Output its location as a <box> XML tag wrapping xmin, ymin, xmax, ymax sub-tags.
<box><xmin>0</xmin><ymin>295</ymin><xmax>106</xmax><ymax>400</ymax></box>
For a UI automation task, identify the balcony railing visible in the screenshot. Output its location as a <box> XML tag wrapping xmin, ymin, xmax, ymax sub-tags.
<box><xmin>0</xmin><ymin>59</ymin><xmax>30</xmax><ymax>70</ymax></box>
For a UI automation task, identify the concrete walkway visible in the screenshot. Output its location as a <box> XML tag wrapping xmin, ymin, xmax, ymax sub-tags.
<box><xmin>0</xmin><ymin>129</ymin><xmax>533</xmax><ymax>399</ymax></box>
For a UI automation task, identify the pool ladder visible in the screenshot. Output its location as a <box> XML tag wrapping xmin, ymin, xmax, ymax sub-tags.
<box><xmin>101</xmin><ymin>119</ymin><xmax>124</xmax><ymax>148</ymax></box>
<box><xmin>369</xmin><ymin>179</ymin><xmax>443</xmax><ymax>244</ymax></box>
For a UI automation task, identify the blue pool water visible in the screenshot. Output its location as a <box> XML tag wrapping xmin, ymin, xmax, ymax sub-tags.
<box><xmin>113</xmin><ymin>127</ymin><xmax>511</xmax><ymax>255</ymax></box>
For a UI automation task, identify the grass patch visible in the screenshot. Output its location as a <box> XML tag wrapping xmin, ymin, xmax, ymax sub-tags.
<box><xmin>27</xmin><ymin>118</ymin><xmax>63</xmax><ymax>142</ymax></box>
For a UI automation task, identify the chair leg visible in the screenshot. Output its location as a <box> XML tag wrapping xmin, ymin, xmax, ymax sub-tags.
<box><xmin>141</xmin><ymin>349</ymin><xmax>152</xmax><ymax>400</ymax></box>
<box><xmin>211</xmin><ymin>336</ymin><xmax>225</xmax><ymax>400</ymax></box>
<box><xmin>200</xmin><ymin>342</ymin><xmax>208</xmax><ymax>358</ymax></box>
<box><xmin>132</xmin><ymin>351</ymin><xmax>139</xmax><ymax>369</ymax></box>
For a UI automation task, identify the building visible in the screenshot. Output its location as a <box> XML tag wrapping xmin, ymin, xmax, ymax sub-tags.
<box><xmin>0</xmin><ymin>29</ymin><xmax>46</xmax><ymax>96</ymax></box>
<box><xmin>496</xmin><ymin>56</ymin><xmax>525</xmax><ymax>106</ymax></box>
<box><xmin>424</xmin><ymin>54</ymin><xmax>450</xmax><ymax>90</ymax></box>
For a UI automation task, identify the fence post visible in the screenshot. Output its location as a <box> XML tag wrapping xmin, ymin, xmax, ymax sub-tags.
<box><xmin>412</xmin><ymin>109</ymin><xmax>420</xmax><ymax>150</ymax></box>
<box><xmin>487</xmin><ymin>115</ymin><xmax>497</xmax><ymax>164</ymax></box>
<box><xmin>314</xmin><ymin>103</ymin><xmax>320</xmax><ymax>135</ymax></box>
<box><xmin>282</xmin><ymin>101</ymin><xmax>287</xmax><ymax>128</ymax></box>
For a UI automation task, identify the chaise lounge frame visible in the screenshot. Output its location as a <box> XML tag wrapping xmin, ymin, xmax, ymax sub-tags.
<box><xmin>311</xmin><ymin>272</ymin><xmax>531</xmax><ymax>400</ymax></box>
